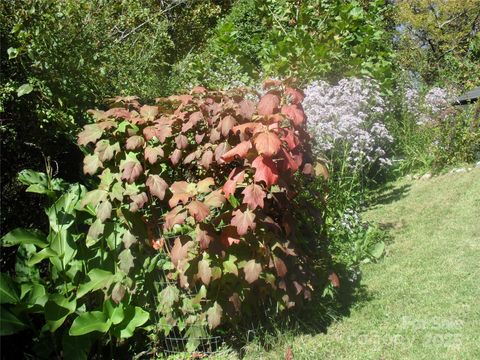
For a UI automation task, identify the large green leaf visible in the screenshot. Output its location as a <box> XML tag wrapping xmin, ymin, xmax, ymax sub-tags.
<box><xmin>20</xmin><ymin>283</ymin><xmax>46</xmax><ymax>306</ymax></box>
<box><xmin>76</xmin><ymin>269</ymin><xmax>115</xmax><ymax>299</ymax></box>
<box><xmin>69</xmin><ymin>311</ymin><xmax>111</xmax><ymax>336</ymax></box>
<box><xmin>111</xmin><ymin>305</ymin><xmax>149</xmax><ymax>339</ymax></box>
<box><xmin>1</xmin><ymin>228</ymin><xmax>48</xmax><ymax>248</ymax></box>
<box><xmin>17</xmin><ymin>169</ymin><xmax>67</xmax><ymax>197</ymax></box>
<box><xmin>27</xmin><ymin>248</ymin><xmax>58</xmax><ymax>267</ymax></box>
<box><xmin>44</xmin><ymin>294</ymin><xmax>77</xmax><ymax>332</ymax></box>
<box><xmin>0</xmin><ymin>306</ymin><xmax>28</xmax><ymax>335</ymax></box>
<box><xmin>0</xmin><ymin>273</ymin><xmax>20</xmax><ymax>304</ymax></box>
<box><xmin>17</xmin><ymin>83</ymin><xmax>34</xmax><ymax>97</ymax></box>
<box><xmin>103</xmin><ymin>299</ymin><xmax>124</xmax><ymax>325</ymax></box>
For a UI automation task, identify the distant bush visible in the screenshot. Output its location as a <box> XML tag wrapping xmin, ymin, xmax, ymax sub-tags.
<box><xmin>391</xmin><ymin>83</ymin><xmax>480</xmax><ymax>173</ymax></box>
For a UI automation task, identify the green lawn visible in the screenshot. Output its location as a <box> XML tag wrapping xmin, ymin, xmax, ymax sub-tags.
<box><xmin>239</xmin><ymin>168</ymin><xmax>480</xmax><ymax>359</ymax></box>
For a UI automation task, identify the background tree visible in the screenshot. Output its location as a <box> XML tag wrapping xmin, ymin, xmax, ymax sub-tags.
<box><xmin>394</xmin><ymin>0</ymin><xmax>480</xmax><ymax>88</ymax></box>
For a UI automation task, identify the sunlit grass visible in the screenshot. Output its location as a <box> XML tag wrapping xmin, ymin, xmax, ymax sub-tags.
<box><xmin>238</xmin><ymin>168</ymin><xmax>480</xmax><ymax>359</ymax></box>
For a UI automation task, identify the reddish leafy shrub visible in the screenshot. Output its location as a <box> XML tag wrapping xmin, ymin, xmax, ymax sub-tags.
<box><xmin>78</xmin><ymin>81</ymin><xmax>326</xmax><ymax>337</ymax></box>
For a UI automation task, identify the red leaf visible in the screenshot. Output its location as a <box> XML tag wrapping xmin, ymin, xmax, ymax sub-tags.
<box><xmin>254</xmin><ymin>131</ymin><xmax>282</xmax><ymax>157</ymax></box>
<box><xmin>183</xmin><ymin>151</ymin><xmax>198</xmax><ymax>164</ymax></box>
<box><xmin>170</xmin><ymin>149</ymin><xmax>182</xmax><ymax>165</ymax></box>
<box><xmin>263</xmin><ymin>79</ymin><xmax>282</xmax><ymax>89</ymax></box>
<box><xmin>140</xmin><ymin>105</ymin><xmax>159</xmax><ymax>120</ymax></box>
<box><xmin>143</xmin><ymin>126</ymin><xmax>157</xmax><ymax>141</ymax></box>
<box><xmin>243</xmin><ymin>260</ymin><xmax>262</xmax><ymax>284</ymax></box>
<box><xmin>222</xmin><ymin>168</ymin><xmax>245</xmax><ymax>199</ymax></box>
<box><xmin>241</xmin><ymin>184</ymin><xmax>266</xmax><ymax>209</ymax></box>
<box><xmin>282</xmin><ymin>129</ymin><xmax>298</xmax><ymax>150</ymax></box>
<box><xmin>155</xmin><ymin>123</ymin><xmax>172</xmax><ymax>143</ymax></box>
<box><xmin>78</xmin><ymin>124</ymin><xmax>103</xmax><ymax>146</ymax></box>
<box><xmin>195</xmin><ymin>225</ymin><xmax>214</xmax><ymax>250</ymax></box>
<box><xmin>221</xmin><ymin>141</ymin><xmax>252</xmax><ymax>162</ymax></box>
<box><xmin>129</xmin><ymin>192</ymin><xmax>148</xmax><ymax>212</ymax></box>
<box><xmin>143</xmin><ymin>123</ymin><xmax>172</xmax><ymax>142</ymax></box>
<box><xmin>274</xmin><ymin>257</ymin><xmax>287</xmax><ymax>277</ymax></box>
<box><xmin>198</xmin><ymin>259</ymin><xmax>212</xmax><ymax>285</ymax></box>
<box><xmin>231</xmin><ymin>208</ymin><xmax>256</xmax><ymax>236</ymax></box>
<box><xmin>214</xmin><ymin>142</ymin><xmax>231</xmax><ymax>164</ymax></box>
<box><xmin>164</xmin><ymin>206</ymin><xmax>187</xmax><ymax>230</ymax></box>
<box><xmin>328</xmin><ymin>272</ymin><xmax>340</xmax><ymax>288</ymax></box>
<box><xmin>220</xmin><ymin>226</ymin><xmax>241</xmax><ymax>247</ymax></box>
<box><xmin>204</xmin><ymin>190</ymin><xmax>226</xmax><ymax>208</ymax></box>
<box><xmin>168</xmin><ymin>181</ymin><xmax>195</xmax><ymax>208</ymax></box>
<box><xmin>200</xmin><ymin>150</ymin><xmax>214</xmax><ymax>169</ymax></box>
<box><xmin>285</xmin><ymin>346</ymin><xmax>294</xmax><ymax>360</ymax></box>
<box><xmin>251</xmin><ymin>156</ymin><xmax>279</xmax><ymax>187</ymax></box>
<box><xmin>105</xmin><ymin>107</ymin><xmax>131</xmax><ymax>119</ymax></box>
<box><xmin>237</xmin><ymin>99</ymin><xmax>256</xmax><ymax>119</ymax></box>
<box><xmin>175</xmin><ymin>135</ymin><xmax>188</xmax><ymax>149</ymax></box>
<box><xmin>197</xmin><ymin>177</ymin><xmax>214</xmax><ymax>193</ymax></box>
<box><xmin>186</xmin><ymin>200</ymin><xmax>210</xmax><ymax>222</ymax></box>
<box><xmin>120</xmin><ymin>161</ymin><xmax>143</xmax><ymax>184</ymax></box>
<box><xmin>188</xmin><ymin>111</ymin><xmax>203</xmax><ymax>128</ymax></box>
<box><xmin>144</xmin><ymin>146</ymin><xmax>164</xmax><ymax>164</ymax></box>
<box><xmin>280</xmin><ymin>148</ymin><xmax>299</xmax><ymax>172</ymax></box>
<box><xmin>195</xmin><ymin>133</ymin><xmax>205</xmax><ymax>144</ymax></box>
<box><xmin>302</xmin><ymin>163</ymin><xmax>313</xmax><ymax>175</ymax></box>
<box><xmin>191</xmin><ymin>86</ymin><xmax>207</xmax><ymax>94</ymax></box>
<box><xmin>285</xmin><ymin>87</ymin><xmax>305</xmax><ymax>104</ymax></box>
<box><xmin>229</xmin><ymin>293</ymin><xmax>241</xmax><ymax>313</ymax></box>
<box><xmin>126</xmin><ymin>135</ymin><xmax>145</xmax><ymax>150</ymax></box>
<box><xmin>146</xmin><ymin>175</ymin><xmax>168</xmax><ymax>200</ymax></box>
<box><xmin>95</xmin><ymin>141</ymin><xmax>119</xmax><ymax>162</ymax></box>
<box><xmin>170</xmin><ymin>237</ymin><xmax>191</xmax><ymax>268</ymax></box>
<box><xmin>209</xmin><ymin>127</ymin><xmax>221</xmax><ymax>143</ymax></box>
<box><xmin>232</xmin><ymin>122</ymin><xmax>262</xmax><ymax>136</ymax></box>
<box><xmin>281</xmin><ymin>104</ymin><xmax>306</xmax><ymax>127</ymax></box>
<box><xmin>219</xmin><ymin>115</ymin><xmax>237</xmax><ymax>136</ymax></box>
<box><xmin>258</xmin><ymin>94</ymin><xmax>280</xmax><ymax>116</ymax></box>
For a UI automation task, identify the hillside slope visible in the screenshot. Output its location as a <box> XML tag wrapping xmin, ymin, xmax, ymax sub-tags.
<box><xmin>243</xmin><ymin>169</ymin><xmax>480</xmax><ymax>359</ymax></box>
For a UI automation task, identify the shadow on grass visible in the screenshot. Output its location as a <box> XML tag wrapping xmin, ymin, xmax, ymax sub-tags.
<box><xmin>229</xmin><ymin>263</ymin><xmax>375</xmax><ymax>358</ymax></box>
<box><xmin>367</xmin><ymin>183</ymin><xmax>411</xmax><ymax>209</ymax></box>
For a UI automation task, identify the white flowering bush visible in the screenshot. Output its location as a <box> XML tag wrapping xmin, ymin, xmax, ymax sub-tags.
<box><xmin>402</xmin><ymin>85</ymin><xmax>455</xmax><ymax>125</ymax></box>
<box><xmin>304</xmin><ymin>78</ymin><xmax>393</xmax><ymax>170</ymax></box>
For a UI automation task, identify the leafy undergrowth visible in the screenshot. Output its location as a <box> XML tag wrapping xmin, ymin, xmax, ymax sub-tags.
<box><xmin>230</xmin><ymin>168</ymin><xmax>480</xmax><ymax>359</ymax></box>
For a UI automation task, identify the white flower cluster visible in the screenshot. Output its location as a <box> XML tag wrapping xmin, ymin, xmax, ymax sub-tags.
<box><xmin>304</xmin><ymin>77</ymin><xmax>393</xmax><ymax>168</ymax></box>
<box><xmin>403</xmin><ymin>86</ymin><xmax>453</xmax><ymax>125</ymax></box>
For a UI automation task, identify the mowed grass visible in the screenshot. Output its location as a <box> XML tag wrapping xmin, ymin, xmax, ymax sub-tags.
<box><xmin>238</xmin><ymin>168</ymin><xmax>480</xmax><ymax>359</ymax></box>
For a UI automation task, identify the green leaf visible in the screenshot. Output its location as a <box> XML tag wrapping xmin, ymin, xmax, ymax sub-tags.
<box><xmin>76</xmin><ymin>268</ymin><xmax>115</xmax><ymax>299</ymax></box>
<box><xmin>27</xmin><ymin>247</ymin><xmax>57</xmax><ymax>266</ymax></box>
<box><xmin>0</xmin><ymin>273</ymin><xmax>20</xmax><ymax>304</ymax></box>
<box><xmin>17</xmin><ymin>83</ymin><xmax>34</xmax><ymax>97</ymax></box>
<box><xmin>157</xmin><ymin>286</ymin><xmax>179</xmax><ymax>314</ymax></box>
<box><xmin>111</xmin><ymin>305</ymin><xmax>149</xmax><ymax>339</ymax></box>
<box><xmin>69</xmin><ymin>311</ymin><xmax>111</xmax><ymax>336</ymax></box>
<box><xmin>45</xmin><ymin>294</ymin><xmax>77</xmax><ymax>332</ymax></box>
<box><xmin>7</xmin><ymin>47</ymin><xmax>19</xmax><ymax>59</ymax></box>
<box><xmin>103</xmin><ymin>299</ymin><xmax>124</xmax><ymax>325</ymax></box>
<box><xmin>369</xmin><ymin>241</ymin><xmax>385</xmax><ymax>259</ymax></box>
<box><xmin>223</xmin><ymin>259</ymin><xmax>238</xmax><ymax>276</ymax></box>
<box><xmin>1</xmin><ymin>228</ymin><xmax>48</xmax><ymax>248</ymax></box>
<box><xmin>0</xmin><ymin>306</ymin><xmax>28</xmax><ymax>335</ymax></box>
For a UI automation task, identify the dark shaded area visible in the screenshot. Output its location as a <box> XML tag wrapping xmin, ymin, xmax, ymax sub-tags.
<box><xmin>366</xmin><ymin>183</ymin><xmax>411</xmax><ymax>209</ymax></box>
